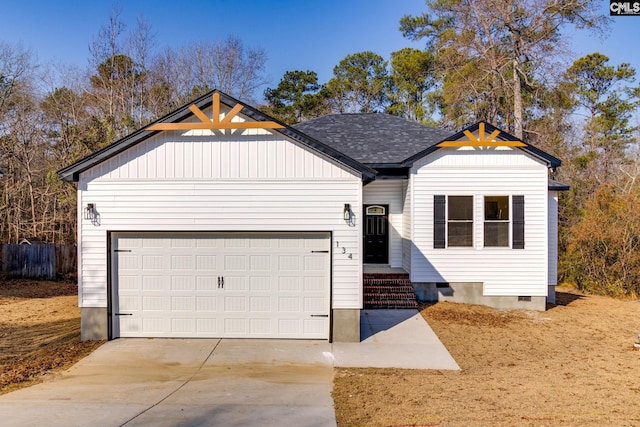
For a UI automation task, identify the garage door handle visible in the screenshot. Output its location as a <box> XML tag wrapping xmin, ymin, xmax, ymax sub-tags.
<box><xmin>218</xmin><ymin>276</ymin><xmax>224</xmax><ymax>289</ymax></box>
<box><xmin>311</xmin><ymin>250</ymin><xmax>329</xmax><ymax>253</ymax></box>
<box><xmin>114</xmin><ymin>249</ymin><xmax>132</xmax><ymax>252</ymax></box>
<box><xmin>310</xmin><ymin>314</ymin><xmax>328</xmax><ymax>317</ymax></box>
<box><xmin>115</xmin><ymin>313</ymin><xmax>133</xmax><ymax>316</ymax></box>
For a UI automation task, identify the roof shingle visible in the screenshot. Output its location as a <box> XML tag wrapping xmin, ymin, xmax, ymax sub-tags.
<box><xmin>293</xmin><ymin>114</ymin><xmax>451</xmax><ymax>164</ymax></box>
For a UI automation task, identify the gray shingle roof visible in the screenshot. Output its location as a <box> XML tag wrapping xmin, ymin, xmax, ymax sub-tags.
<box><xmin>293</xmin><ymin>114</ymin><xmax>451</xmax><ymax>164</ymax></box>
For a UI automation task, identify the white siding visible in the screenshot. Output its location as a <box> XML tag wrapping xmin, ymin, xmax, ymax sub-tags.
<box><xmin>363</xmin><ymin>180</ymin><xmax>404</xmax><ymax>267</ymax></box>
<box><xmin>83</xmin><ymin>132</ymin><xmax>355</xmax><ymax>181</ymax></box>
<box><xmin>78</xmin><ymin>129</ymin><xmax>363</xmax><ymax>310</ymax></box>
<box><xmin>402</xmin><ymin>179</ymin><xmax>412</xmax><ymax>272</ymax></box>
<box><xmin>548</xmin><ymin>191</ymin><xmax>558</xmax><ymax>286</ymax></box>
<box><xmin>411</xmin><ymin>147</ymin><xmax>549</xmax><ymax>297</ymax></box>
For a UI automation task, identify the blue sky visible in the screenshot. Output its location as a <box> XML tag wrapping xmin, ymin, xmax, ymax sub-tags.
<box><xmin>1</xmin><ymin>0</ymin><xmax>639</xmax><ymax>99</ymax></box>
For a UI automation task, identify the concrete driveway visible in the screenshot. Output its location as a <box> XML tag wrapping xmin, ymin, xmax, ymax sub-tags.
<box><xmin>0</xmin><ymin>339</ymin><xmax>335</xmax><ymax>427</ymax></box>
<box><xmin>0</xmin><ymin>310</ymin><xmax>458</xmax><ymax>426</ymax></box>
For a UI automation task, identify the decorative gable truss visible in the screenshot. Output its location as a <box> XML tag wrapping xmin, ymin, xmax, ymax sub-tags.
<box><xmin>437</xmin><ymin>122</ymin><xmax>526</xmax><ymax>147</ymax></box>
<box><xmin>147</xmin><ymin>92</ymin><xmax>284</xmax><ymax>131</ymax></box>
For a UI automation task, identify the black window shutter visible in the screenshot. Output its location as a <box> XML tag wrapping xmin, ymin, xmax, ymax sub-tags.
<box><xmin>434</xmin><ymin>195</ymin><xmax>446</xmax><ymax>249</ymax></box>
<box><xmin>512</xmin><ymin>195</ymin><xmax>525</xmax><ymax>249</ymax></box>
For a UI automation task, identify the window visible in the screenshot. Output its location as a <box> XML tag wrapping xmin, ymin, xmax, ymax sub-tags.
<box><xmin>366</xmin><ymin>206</ymin><xmax>385</xmax><ymax>215</ymax></box>
<box><xmin>484</xmin><ymin>196</ymin><xmax>509</xmax><ymax>247</ymax></box>
<box><xmin>434</xmin><ymin>194</ymin><xmax>524</xmax><ymax>250</ymax></box>
<box><xmin>448</xmin><ymin>196</ymin><xmax>473</xmax><ymax>247</ymax></box>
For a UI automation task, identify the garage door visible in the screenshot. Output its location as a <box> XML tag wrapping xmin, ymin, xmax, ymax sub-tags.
<box><xmin>111</xmin><ymin>232</ymin><xmax>330</xmax><ymax>339</ymax></box>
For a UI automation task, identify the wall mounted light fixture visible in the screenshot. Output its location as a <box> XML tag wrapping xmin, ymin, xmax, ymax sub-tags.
<box><xmin>343</xmin><ymin>203</ymin><xmax>351</xmax><ymax>221</ymax></box>
<box><xmin>84</xmin><ymin>203</ymin><xmax>97</xmax><ymax>221</ymax></box>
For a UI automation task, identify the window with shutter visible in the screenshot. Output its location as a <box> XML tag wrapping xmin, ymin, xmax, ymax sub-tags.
<box><xmin>434</xmin><ymin>195</ymin><xmax>446</xmax><ymax>249</ymax></box>
<box><xmin>512</xmin><ymin>195</ymin><xmax>525</xmax><ymax>249</ymax></box>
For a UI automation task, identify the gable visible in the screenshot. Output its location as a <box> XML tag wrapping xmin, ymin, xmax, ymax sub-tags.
<box><xmin>404</xmin><ymin>121</ymin><xmax>561</xmax><ymax>169</ymax></box>
<box><xmin>59</xmin><ymin>90</ymin><xmax>375</xmax><ymax>182</ymax></box>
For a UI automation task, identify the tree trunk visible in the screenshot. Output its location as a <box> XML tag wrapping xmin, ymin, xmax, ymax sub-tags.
<box><xmin>513</xmin><ymin>59</ymin><xmax>523</xmax><ymax>140</ymax></box>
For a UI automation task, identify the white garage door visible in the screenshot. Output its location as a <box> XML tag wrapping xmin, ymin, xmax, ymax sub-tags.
<box><xmin>111</xmin><ymin>232</ymin><xmax>330</xmax><ymax>339</ymax></box>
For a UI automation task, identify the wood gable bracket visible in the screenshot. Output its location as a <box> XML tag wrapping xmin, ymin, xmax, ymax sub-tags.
<box><xmin>438</xmin><ymin>123</ymin><xmax>525</xmax><ymax>147</ymax></box>
<box><xmin>147</xmin><ymin>93</ymin><xmax>284</xmax><ymax>131</ymax></box>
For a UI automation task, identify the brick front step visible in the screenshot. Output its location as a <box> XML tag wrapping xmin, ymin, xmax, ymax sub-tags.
<box><xmin>363</xmin><ymin>272</ymin><xmax>417</xmax><ymax>309</ymax></box>
<box><xmin>363</xmin><ymin>273</ymin><xmax>410</xmax><ymax>280</ymax></box>
<box><xmin>364</xmin><ymin>292</ymin><xmax>417</xmax><ymax>300</ymax></box>
<box><xmin>363</xmin><ymin>278</ymin><xmax>412</xmax><ymax>285</ymax></box>
<box><xmin>363</xmin><ymin>285</ymin><xmax>415</xmax><ymax>294</ymax></box>
<box><xmin>364</xmin><ymin>300</ymin><xmax>419</xmax><ymax>309</ymax></box>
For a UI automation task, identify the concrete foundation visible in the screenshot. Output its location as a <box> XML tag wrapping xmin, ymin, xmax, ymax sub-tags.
<box><xmin>332</xmin><ymin>309</ymin><xmax>361</xmax><ymax>342</ymax></box>
<box><xmin>80</xmin><ymin>307</ymin><xmax>108</xmax><ymax>341</ymax></box>
<box><xmin>414</xmin><ymin>282</ymin><xmax>547</xmax><ymax>311</ymax></box>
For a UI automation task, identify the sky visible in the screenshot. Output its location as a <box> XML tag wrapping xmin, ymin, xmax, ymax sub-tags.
<box><xmin>1</xmin><ymin>0</ymin><xmax>639</xmax><ymax>101</ymax></box>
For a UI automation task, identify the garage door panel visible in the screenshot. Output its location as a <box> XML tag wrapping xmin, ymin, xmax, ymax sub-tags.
<box><xmin>195</xmin><ymin>276</ymin><xmax>217</xmax><ymax>290</ymax></box>
<box><xmin>224</xmin><ymin>318</ymin><xmax>247</xmax><ymax>334</ymax></box>
<box><xmin>303</xmin><ymin>319</ymin><xmax>325</xmax><ymax>335</ymax></box>
<box><xmin>278</xmin><ymin>276</ymin><xmax>301</xmax><ymax>291</ymax></box>
<box><xmin>113</xmin><ymin>232</ymin><xmax>330</xmax><ymax>339</ymax></box>
<box><xmin>196</xmin><ymin>318</ymin><xmax>217</xmax><ymax>333</ymax></box>
<box><xmin>224</xmin><ymin>276</ymin><xmax>247</xmax><ymax>291</ymax></box>
<box><xmin>142</xmin><ymin>255</ymin><xmax>164</xmax><ymax>270</ymax></box>
<box><xmin>224</xmin><ymin>255</ymin><xmax>246</xmax><ymax>270</ymax></box>
<box><xmin>171</xmin><ymin>296</ymin><xmax>194</xmax><ymax>311</ymax></box>
<box><xmin>278</xmin><ymin>319</ymin><xmax>300</xmax><ymax>335</ymax></box>
<box><xmin>142</xmin><ymin>295</ymin><xmax>164</xmax><ymax>311</ymax></box>
<box><xmin>250</xmin><ymin>318</ymin><xmax>271</xmax><ymax>334</ymax></box>
<box><xmin>196</xmin><ymin>255</ymin><xmax>217</xmax><ymax>270</ymax></box>
<box><xmin>172</xmin><ymin>255</ymin><xmax>195</xmax><ymax>270</ymax></box>
<box><xmin>195</xmin><ymin>296</ymin><xmax>218</xmax><ymax>312</ymax></box>
<box><xmin>304</xmin><ymin>297</ymin><xmax>326</xmax><ymax>311</ymax></box>
<box><xmin>250</xmin><ymin>276</ymin><xmax>270</xmax><ymax>291</ymax></box>
<box><xmin>278</xmin><ymin>296</ymin><xmax>301</xmax><ymax>312</ymax></box>
<box><xmin>119</xmin><ymin>275</ymin><xmax>140</xmax><ymax>291</ymax></box>
<box><xmin>119</xmin><ymin>295</ymin><xmax>140</xmax><ymax>311</ymax></box>
<box><xmin>171</xmin><ymin>318</ymin><xmax>194</xmax><ymax>334</ymax></box>
<box><xmin>304</xmin><ymin>255</ymin><xmax>326</xmax><ymax>271</ymax></box>
<box><xmin>278</xmin><ymin>255</ymin><xmax>301</xmax><ymax>271</ymax></box>
<box><xmin>142</xmin><ymin>318</ymin><xmax>164</xmax><ymax>334</ymax></box>
<box><xmin>249</xmin><ymin>296</ymin><xmax>270</xmax><ymax>312</ymax></box>
<box><xmin>224</xmin><ymin>295</ymin><xmax>247</xmax><ymax>312</ymax></box>
<box><xmin>304</xmin><ymin>277</ymin><xmax>325</xmax><ymax>292</ymax></box>
<box><xmin>120</xmin><ymin>317</ymin><xmax>140</xmax><ymax>334</ymax></box>
<box><xmin>118</xmin><ymin>254</ymin><xmax>140</xmax><ymax>270</ymax></box>
<box><xmin>171</xmin><ymin>276</ymin><xmax>193</xmax><ymax>291</ymax></box>
<box><xmin>142</xmin><ymin>276</ymin><xmax>165</xmax><ymax>291</ymax></box>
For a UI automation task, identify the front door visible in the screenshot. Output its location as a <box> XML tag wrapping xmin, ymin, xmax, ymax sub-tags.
<box><xmin>363</xmin><ymin>205</ymin><xmax>389</xmax><ymax>264</ymax></box>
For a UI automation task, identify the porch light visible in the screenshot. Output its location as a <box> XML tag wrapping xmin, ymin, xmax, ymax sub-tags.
<box><xmin>84</xmin><ymin>203</ymin><xmax>97</xmax><ymax>221</ymax></box>
<box><xmin>343</xmin><ymin>203</ymin><xmax>351</xmax><ymax>221</ymax></box>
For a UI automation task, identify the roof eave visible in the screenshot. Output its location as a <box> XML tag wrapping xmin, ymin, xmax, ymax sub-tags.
<box><xmin>548</xmin><ymin>179</ymin><xmax>570</xmax><ymax>191</ymax></box>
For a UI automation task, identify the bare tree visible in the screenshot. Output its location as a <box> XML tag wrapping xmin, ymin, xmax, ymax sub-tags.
<box><xmin>152</xmin><ymin>36</ymin><xmax>268</xmax><ymax>104</ymax></box>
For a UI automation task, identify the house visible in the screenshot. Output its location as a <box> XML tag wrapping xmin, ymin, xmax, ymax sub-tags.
<box><xmin>58</xmin><ymin>90</ymin><xmax>567</xmax><ymax>342</ymax></box>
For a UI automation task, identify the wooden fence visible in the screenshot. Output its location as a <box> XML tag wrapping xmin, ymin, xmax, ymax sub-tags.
<box><xmin>1</xmin><ymin>244</ymin><xmax>77</xmax><ymax>280</ymax></box>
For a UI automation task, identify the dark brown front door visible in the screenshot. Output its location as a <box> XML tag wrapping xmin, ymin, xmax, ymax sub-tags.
<box><xmin>363</xmin><ymin>204</ymin><xmax>389</xmax><ymax>264</ymax></box>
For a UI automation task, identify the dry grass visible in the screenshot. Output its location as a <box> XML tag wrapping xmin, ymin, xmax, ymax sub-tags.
<box><xmin>333</xmin><ymin>287</ymin><xmax>640</xmax><ymax>426</ymax></box>
<box><xmin>0</xmin><ymin>280</ymin><xmax>103</xmax><ymax>395</ymax></box>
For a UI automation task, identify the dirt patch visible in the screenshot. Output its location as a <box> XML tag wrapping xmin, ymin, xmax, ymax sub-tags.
<box><xmin>0</xmin><ymin>280</ymin><xmax>104</xmax><ymax>395</ymax></box>
<box><xmin>333</xmin><ymin>287</ymin><xmax>640</xmax><ymax>426</ymax></box>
